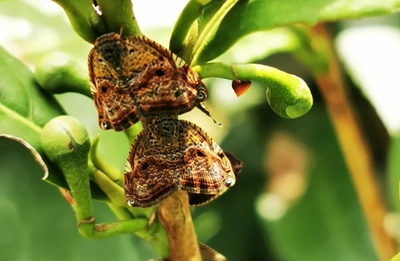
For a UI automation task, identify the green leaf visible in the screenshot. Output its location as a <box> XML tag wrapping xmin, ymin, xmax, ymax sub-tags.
<box><xmin>175</xmin><ymin>0</ymin><xmax>400</xmax><ymax>64</ymax></box>
<box><xmin>0</xmin><ymin>197</ymin><xmax>24</xmax><ymax>261</ymax></box>
<box><xmin>0</xmin><ymin>45</ymin><xmax>67</xmax><ymax>186</ymax></box>
<box><xmin>256</xmin><ymin>108</ymin><xmax>377</xmax><ymax>261</ymax></box>
<box><xmin>0</xmin><ymin>134</ymin><xmax>48</xmax><ymax>180</ymax></box>
<box><xmin>171</xmin><ymin>0</ymin><xmax>239</xmax><ymax>64</ymax></box>
<box><xmin>390</xmin><ymin>252</ymin><xmax>400</xmax><ymax>261</ymax></box>
<box><xmin>35</xmin><ymin>52</ymin><xmax>91</xmax><ymax>98</ymax></box>
<box><xmin>0</xmin><ymin>138</ymin><xmax>154</xmax><ymax>260</ymax></box>
<box><xmin>0</xmin><ymin>46</ymin><xmax>107</xmax><ymax>199</ymax></box>
<box><xmin>193</xmin><ymin>104</ymin><xmax>377</xmax><ymax>261</ymax></box>
<box><xmin>387</xmin><ymin>134</ymin><xmax>400</xmax><ymax>210</ymax></box>
<box><xmin>169</xmin><ymin>0</ymin><xmax>205</xmax><ymax>58</ymax></box>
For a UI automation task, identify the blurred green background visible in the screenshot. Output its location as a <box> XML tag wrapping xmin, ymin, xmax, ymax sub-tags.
<box><xmin>1</xmin><ymin>0</ymin><xmax>400</xmax><ymax>260</ymax></box>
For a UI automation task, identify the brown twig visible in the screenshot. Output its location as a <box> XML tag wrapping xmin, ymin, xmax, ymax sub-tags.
<box><xmin>312</xmin><ymin>23</ymin><xmax>396</xmax><ymax>260</ymax></box>
<box><xmin>158</xmin><ymin>190</ymin><xmax>201</xmax><ymax>261</ymax></box>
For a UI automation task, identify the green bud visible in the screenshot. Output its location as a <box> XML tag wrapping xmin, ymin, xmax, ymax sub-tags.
<box><xmin>265</xmin><ymin>74</ymin><xmax>313</xmax><ymax>119</ymax></box>
<box><xmin>35</xmin><ymin>52</ymin><xmax>91</xmax><ymax>98</ymax></box>
<box><xmin>41</xmin><ymin>116</ymin><xmax>90</xmax><ymax>164</ymax></box>
<box><xmin>41</xmin><ymin>116</ymin><xmax>93</xmax><ymax>222</ymax></box>
<box><xmin>193</xmin><ymin>62</ymin><xmax>313</xmax><ymax>119</ymax></box>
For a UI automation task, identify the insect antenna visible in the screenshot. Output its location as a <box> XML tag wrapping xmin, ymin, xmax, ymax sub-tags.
<box><xmin>196</xmin><ymin>103</ymin><xmax>222</xmax><ymax>127</ymax></box>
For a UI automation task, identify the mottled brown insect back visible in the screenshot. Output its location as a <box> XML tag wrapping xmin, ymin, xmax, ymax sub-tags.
<box><xmin>188</xmin><ymin>150</ymin><xmax>243</xmax><ymax>206</ymax></box>
<box><xmin>88</xmin><ymin>33</ymin><xmax>208</xmax><ymax>131</ymax></box>
<box><xmin>124</xmin><ymin>117</ymin><xmax>238</xmax><ymax>208</ymax></box>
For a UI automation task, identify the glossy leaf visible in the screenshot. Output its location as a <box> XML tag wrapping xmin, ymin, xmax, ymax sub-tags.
<box><xmin>172</xmin><ymin>0</ymin><xmax>400</xmax><ymax>64</ymax></box>
<box><xmin>0</xmin><ymin>134</ymin><xmax>48</xmax><ymax>180</ymax></box>
<box><xmin>169</xmin><ymin>0</ymin><xmax>205</xmax><ymax>58</ymax></box>
<box><xmin>387</xmin><ymin>133</ymin><xmax>400</xmax><ymax>211</ymax></box>
<box><xmin>257</xmin><ymin>108</ymin><xmax>377</xmax><ymax>261</ymax></box>
<box><xmin>0</xmin><ymin>45</ymin><xmax>67</xmax><ymax>187</ymax></box>
<box><xmin>390</xmin><ymin>252</ymin><xmax>400</xmax><ymax>261</ymax></box>
<box><xmin>192</xmin><ymin>104</ymin><xmax>378</xmax><ymax>261</ymax></box>
<box><xmin>0</xmin><ymin>138</ymin><xmax>154</xmax><ymax>261</ymax></box>
<box><xmin>0</xmin><ymin>45</ymin><xmax>107</xmax><ymax>199</ymax></box>
<box><xmin>171</xmin><ymin>0</ymin><xmax>237</xmax><ymax>64</ymax></box>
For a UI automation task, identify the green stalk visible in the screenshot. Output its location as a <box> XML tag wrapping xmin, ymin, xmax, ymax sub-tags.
<box><xmin>193</xmin><ymin>62</ymin><xmax>313</xmax><ymax>118</ymax></box>
<box><xmin>53</xmin><ymin>0</ymin><xmax>141</xmax><ymax>43</ymax></box>
<box><xmin>41</xmin><ymin>116</ymin><xmax>147</xmax><ymax>239</ymax></box>
<box><xmin>189</xmin><ymin>0</ymin><xmax>238</xmax><ymax>65</ymax></box>
<box><xmin>52</xmin><ymin>0</ymin><xmax>105</xmax><ymax>43</ymax></box>
<box><xmin>169</xmin><ymin>0</ymin><xmax>204</xmax><ymax>56</ymax></box>
<box><xmin>90</xmin><ymin>134</ymin><xmax>122</xmax><ymax>182</ymax></box>
<box><xmin>96</xmin><ymin>0</ymin><xmax>142</xmax><ymax>36</ymax></box>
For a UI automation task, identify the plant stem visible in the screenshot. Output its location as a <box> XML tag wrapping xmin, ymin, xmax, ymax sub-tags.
<box><xmin>158</xmin><ymin>191</ymin><xmax>201</xmax><ymax>261</ymax></box>
<box><xmin>193</xmin><ymin>62</ymin><xmax>312</xmax><ymax>119</ymax></box>
<box><xmin>313</xmin><ymin>23</ymin><xmax>396</xmax><ymax>260</ymax></box>
<box><xmin>90</xmin><ymin>134</ymin><xmax>122</xmax><ymax>182</ymax></box>
<box><xmin>189</xmin><ymin>0</ymin><xmax>238</xmax><ymax>65</ymax></box>
<box><xmin>96</xmin><ymin>0</ymin><xmax>141</xmax><ymax>36</ymax></box>
<box><xmin>169</xmin><ymin>0</ymin><xmax>204</xmax><ymax>56</ymax></box>
<box><xmin>52</xmin><ymin>0</ymin><xmax>105</xmax><ymax>43</ymax></box>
